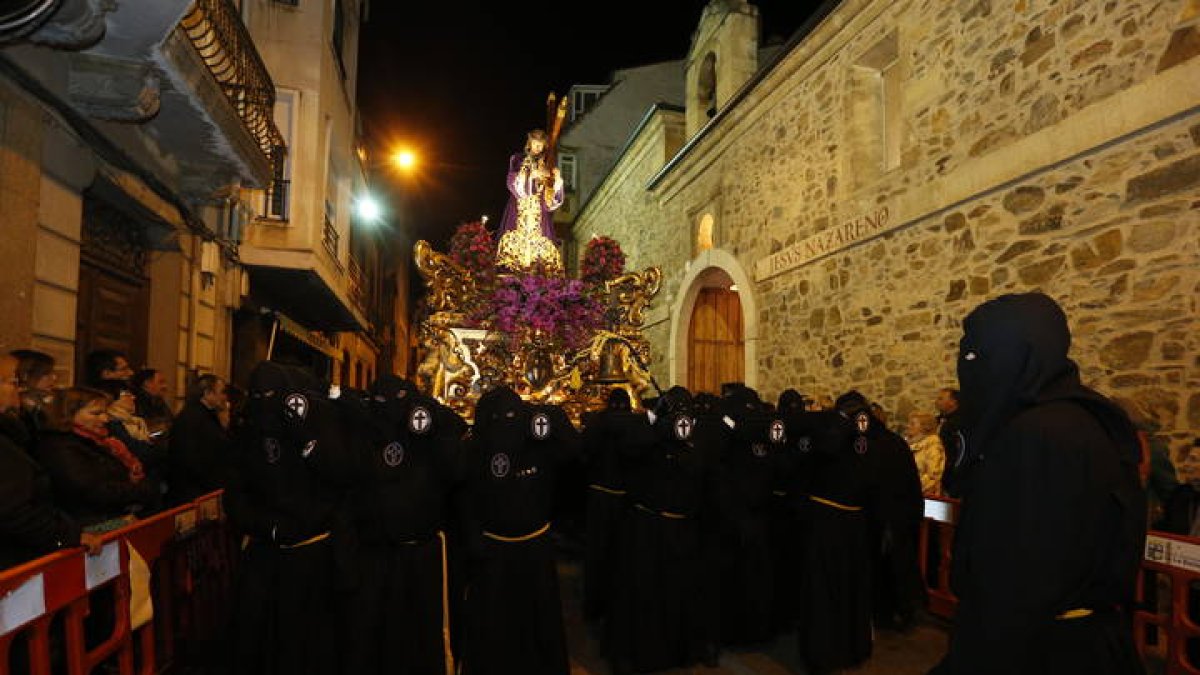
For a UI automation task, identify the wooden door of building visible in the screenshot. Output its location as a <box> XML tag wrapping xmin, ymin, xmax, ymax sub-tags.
<box><xmin>687</xmin><ymin>287</ymin><xmax>744</xmax><ymax>395</ymax></box>
<box><xmin>74</xmin><ymin>197</ymin><xmax>150</xmax><ymax>378</ymax></box>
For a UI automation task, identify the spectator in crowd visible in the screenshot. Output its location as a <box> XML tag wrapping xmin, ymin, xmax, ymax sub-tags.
<box><xmin>905</xmin><ymin>411</ymin><xmax>945</xmax><ymax>495</ymax></box>
<box><xmin>131</xmin><ymin>368</ymin><xmax>174</xmax><ymax>435</ymax></box>
<box><xmin>83</xmin><ymin>349</ymin><xmax>133</xmax><ymax>388</ymax></box>
<box><xmin>168</xmin><ymin>374</ymin><xmax>231</xmax><ymax>503</ymax></box>
<box><xmin>223</xmin><ymin>382</ymin><xmax>246</xmax><ymax>430</ymax></box>
<box><xmin>1159</xmin><ymin>439</ymin><xmax>1200</xmax><ymax>536</ymax></box>
<box><xmin>0</xmin><ymin>353</ymin><xmax>102</xmax><ymax>568</ymax></box>
<box><xmin>935</xmin><ymin>387</ymin><xmax>966</xmax><ymax>496</ymax></box>
<box><xmin>37</xmin><ymin>387</ymin><xmax>160</xmax><ymax>528</ymax></box>
<box><xmin>95</xmin><ymin>381</ymin><xmax>168</xmax><ymax>499</ymax></box>
<box><xmin>1114</xmin><ymin>396</ymin><xmax>1179</xmax><ymax>528</ymax></box>
<box><xmin>10</xmin><ymin>349</ymin><xmax>56</xmax><ymax>439</ymax></box>
<box><xmin>810</xmin><ymin>394</ymin><xmax>835</xmax><ymax>411</ymax></box>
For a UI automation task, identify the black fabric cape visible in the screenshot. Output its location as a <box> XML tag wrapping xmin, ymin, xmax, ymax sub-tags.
<box><xmin>792</xmin><ymin>410</ymin><xmax>875</xmax><ymax>672</ymax></box>
<box><xmin>611</xmin><ymin>402</ymin><xmax>723</xmax><ymax>672</ymax></box>
<box><xmin>936</xmin><ymin>293</ymin><xmax>1145</xmax><ymax>675</ymax></box>
<box><xmin>459</xmin><ymin>390</ymin><xmax>578</xmax><ymax>675</ymax></box>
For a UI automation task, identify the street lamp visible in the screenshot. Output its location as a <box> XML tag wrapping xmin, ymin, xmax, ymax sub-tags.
<box><xmin>391</xmin><ymin>148</ymin><xmax>417</xmax><ymax>172</ymax></box>
<box><xmin>356</xmin><ymin>194</ymin><xmax>383</xmax><ymax>222</ymax></box>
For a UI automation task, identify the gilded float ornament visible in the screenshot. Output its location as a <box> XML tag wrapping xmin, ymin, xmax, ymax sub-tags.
<box><xmin>413</xmin><ymin>227</ymin><xmax>660</xmax><ymax>422</ymax></box>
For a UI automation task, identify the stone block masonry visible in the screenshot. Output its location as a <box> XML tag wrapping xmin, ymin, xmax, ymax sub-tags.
<box><xmin>573</xmin><ymin>0</ymin><xmax>1200</xmax><ymax>454</ymax></box>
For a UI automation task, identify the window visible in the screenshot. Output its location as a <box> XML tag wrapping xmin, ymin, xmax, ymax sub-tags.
<box><xmin>265</xmin><ymin>146</ymin><xmax>290</xmax><ymax>219</ymax></box>
<box><xmin>265</xmin><ymin>89</ymin><xmax>295</xmax><ymax>220</ymax></box>
<box><xmin>332</xmin><ymin>0</ymin><xmax>346</xmax><ymax>78</ymax></box>
<box><xmin>219</xmin><ymin>201</ymin><xmax>246</xmax><ymax>243</ymax></box>
<box><xmin>569</xmin><ymin>86</ymin><xmax>607</xmax><ymax>122</ymax></box>
<box><xmin>697</xmin><ymin>213</ymin><xmax>715</xmax><ymax>252</ymax></box>
<box><xmin>698</xmin><ymin>52</ymin><xmax>717</xmax><ymax>119</ymax></box>
<box><xmin>847</xmin><ymin>30</ymin><xmax>901</xmax><ymax>186</ymax></box>
<box><xmin>559</xmin><ymin>153</ymin><xmax>577</xmax><ymax>192</ymax></box>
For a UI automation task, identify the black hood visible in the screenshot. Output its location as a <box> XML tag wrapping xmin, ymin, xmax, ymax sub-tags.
<box><xmin>605</xmin><ymin>388</ymin><xmax>631</xmax><ymax>412</ymax></box>
<box><xmin>368</xmin><ymin>375</ymin><xmax>420</xmax><ymax>429</ymax></box>
<box><xmin>693</xmin><ymin>392</ymin><xmax>721</xmax><ymax>418</ymax></box>
<box><xmin>958</xmin><ymin>292</ymin><xmax>1138</xmax><ymax>465</ymax></box>
<box><xmin>474</xmin><ymin>386</ymin><xmax>528</xmax><ymax>451</ymax></box>
<box><xmin>245</xmin><ymin>361</ymin><xmax>293</xmax><ymax>432</ymax></box>
<box><xmin>834</xmin><ymin>390</ymin><xmax>881</xmax><ymax>436</ymax></box>
<box><xmin>652</xmin><ymin>386</ymin><xmax>695</xmax><ymax>444</ymax></box>
<box><xmin>777</xmin><ymin>389</ymin><xmax>806</xmax><ymax>416</ymax></box>
<box><xmin>721</xmin><ymin>384</ymin><xmax>761</xmax><ymax>419</ymax></box>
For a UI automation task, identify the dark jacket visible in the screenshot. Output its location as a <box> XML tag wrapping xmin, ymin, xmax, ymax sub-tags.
<box><xmin>37</xmin><ymin>430</ymin><xmax>160</xmax><ymax>527</ymax></box>
<box><xmin>169</xmin><ymin>399</ymin><xmax>231</xmax><ymax>503</ymax></box>
<box><xmin>0</xmin><ymin>414</ymin><xmax>81</xmax><ymax>569</ymax></box>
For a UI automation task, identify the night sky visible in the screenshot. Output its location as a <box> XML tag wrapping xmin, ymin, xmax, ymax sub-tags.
<box><xmin>357</xmin><ymin>1</ymin><xmax>824</xmax><ymax>249</ymax></box>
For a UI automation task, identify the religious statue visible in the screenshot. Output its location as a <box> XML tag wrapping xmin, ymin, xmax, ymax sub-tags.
<box><xmin>495</xmin><ymin>129</ymin><xmax>564</xmax><ymax>271</ymax></box>
<box><xmin>496</xmin><ymin>94</ymin><xmax>570</xmax><ymax>272</ymax></box>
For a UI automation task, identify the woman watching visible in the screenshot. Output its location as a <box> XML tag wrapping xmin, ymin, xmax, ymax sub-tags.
<box><xmin>37</xmin><ymin>387</ymin><xmax>160</xmax><ymax>529</ymax></box>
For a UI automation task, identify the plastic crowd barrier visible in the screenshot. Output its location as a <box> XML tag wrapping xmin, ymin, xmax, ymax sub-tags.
<box><xmin>0</xmin><ymin>491</ymin><xmax>232</xmax><ymax>675</ymax></box>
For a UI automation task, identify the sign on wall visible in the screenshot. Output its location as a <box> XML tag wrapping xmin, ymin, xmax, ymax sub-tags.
<box><xmin>756</xmin><ymin>207</ymin><xmax>891</xmax><ymax>281</ymax></box>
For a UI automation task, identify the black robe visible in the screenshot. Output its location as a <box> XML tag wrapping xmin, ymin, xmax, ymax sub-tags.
<box><xmin>717</xmin><ymin>409</ymin><xmax>787</xmax><ymax>646</ymax></box>
<box><xmin>935</xmin><ymin>293</ymin><xmax>1145</xmax><ymax>675</ymax></box>
<box><xmin>580</xmin><ymin>404</ymin><xmax>653</xmax><ymax>623</ymax></box>
<box><xmin>792</xmin><ymin>410</ymin><xmax>876</xmax><ymax>672</ymax></box>
<box><xmin>343</xmin><ymin>383</ymin><xmax>462</xmax><ymax>675</ymax></box>
<box><xmin>226</xmin><ymin>364</ymin><xmax>353</xmax><ymax>675</ymax></box>
<box><xmin>611</xmin><ymin>404</ymin><xmax>723</xmax><ymax>672</ymax></box>
<box><xmin>459</xmin><ymin>390</ymin><xmax>579</xmax><ymax>675</ymax></box>
<box><xmin>867</xmin><ymin>424</ymin><xmax>925</xmax><ymax>629</ymax></box>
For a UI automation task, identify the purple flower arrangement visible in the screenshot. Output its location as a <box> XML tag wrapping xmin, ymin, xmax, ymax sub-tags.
<box><xmin>487</xmin><ymin>272</ymin><xmax>606</xmax><ymax>351</ymax></box>
<box><xmin>447</xmin><ymin>223</ymin><xmax>622</xmax><ymax>352</ymax></box>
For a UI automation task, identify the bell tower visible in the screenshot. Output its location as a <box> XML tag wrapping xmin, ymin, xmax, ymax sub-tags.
<box><xmin>685</xmin><ymin>0</ymin><xmax>760</xmax><ymax>138</ymax></box>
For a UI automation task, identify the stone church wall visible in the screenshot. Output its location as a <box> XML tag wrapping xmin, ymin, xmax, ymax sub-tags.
<box><xmin>573</xmin><ymin>0</ymin><xmax>1200</xmax><ymax>447</ymax></box>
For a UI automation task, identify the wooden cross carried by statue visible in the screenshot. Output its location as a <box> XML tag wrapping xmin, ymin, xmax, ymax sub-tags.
<box><xmin>543</xmin><ymin>92</ymin><xmax>569</xmax><ymax>204</ymax></box>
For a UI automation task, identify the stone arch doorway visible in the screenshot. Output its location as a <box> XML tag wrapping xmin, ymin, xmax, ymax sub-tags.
<box><xmin>669</xmin><ymin>248</ymin><xmax>758</xmax><ymax>392</ymax></box>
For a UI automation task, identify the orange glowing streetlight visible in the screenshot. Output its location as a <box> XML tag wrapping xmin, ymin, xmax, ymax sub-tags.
<box><xmin>391</xmin><ymin>148</ymin><xmax>418</xmax><ymax>172</ymax></box>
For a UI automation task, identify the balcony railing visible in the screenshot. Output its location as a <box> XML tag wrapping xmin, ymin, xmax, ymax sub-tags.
<box><xmin>180</xmin><ymin>0</ymin><xmax>286</xmax><ymax>176</ymax></box>
<box><xmin>322</xmin><ymin>215</ymin><xmax>340</xmax><ymax>263</ymax></box>
<box><xmin>348</xmin><ymin>256</ymin><xmax>367</xmax><ymax>312</ymax></box>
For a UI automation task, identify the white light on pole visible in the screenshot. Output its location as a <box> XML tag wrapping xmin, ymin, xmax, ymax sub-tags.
<box><xmin>356</xmin><ymin>194</ymin><xmax>382</xmax><ymax>222</ymax></box>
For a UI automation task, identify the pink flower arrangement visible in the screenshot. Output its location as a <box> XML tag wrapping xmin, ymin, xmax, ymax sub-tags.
<box><xmin>580</xmin><ymin>235</ymin><xmax>626</xmax><ymax>285</ymax></box>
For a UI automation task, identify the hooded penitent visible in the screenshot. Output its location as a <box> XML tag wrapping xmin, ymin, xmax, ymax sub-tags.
<box><xmin>777</xmin><ymin>389</ymin><xmax>807</xmax><ymax>416</ymax></box>
<box><xmin>935</xmin><ymin>292</ymin><xmax>1146</xmax><ymax>675</ymax></box>
<box><xmin>957</xmin><ymin>292</ymin><xmax>1140</xmax><ymax>469</ymax></box>
<box><xmin>245</xmin><ymin>361</ymin><xmax>293</xmax><ymax>435</ymax></box>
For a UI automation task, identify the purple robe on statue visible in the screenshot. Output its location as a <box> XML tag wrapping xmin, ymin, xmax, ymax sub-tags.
<box><xmin>497</xmin><ymin>152</ymin><xmax>564</xmax><ymax>242</ymax></box>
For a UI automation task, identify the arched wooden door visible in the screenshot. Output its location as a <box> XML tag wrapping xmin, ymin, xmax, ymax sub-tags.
<box><xmin>687</xmin><ymin>287</ymin><xmax>744</xmax><ymax>394</ymax></box>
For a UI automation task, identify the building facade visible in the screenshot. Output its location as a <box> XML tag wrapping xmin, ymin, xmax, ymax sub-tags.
<box><xmin>0</xmin><ymin>0</ymin><xmax>398</xmax><ymax>402</ymax></box>
<box><xmin>569</xmin><ymin>0</ymin><xmax>1200</xmax><ymax>448</ymax></box>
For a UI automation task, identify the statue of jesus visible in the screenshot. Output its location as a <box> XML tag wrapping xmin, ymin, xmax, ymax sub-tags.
<box><xmin>495</xmin><ymin>129</ymin><xmax>564</xmax><ymax>272</ymax></box>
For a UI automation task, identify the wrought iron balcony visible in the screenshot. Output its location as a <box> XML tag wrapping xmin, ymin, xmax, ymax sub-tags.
<box><xmin>348</xmin><ymin>255</ymin><xmax>367</xmax><ymax>313</ymax></box>
<box><xmin>322</xmin><ymin>214</ymin><xmax>340</xmax><ymax>264</ymax></box>
<box><xmin>180</xmin><ymin>0</ymin><xmax>285</xmax><ymax>175</ymax></box>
